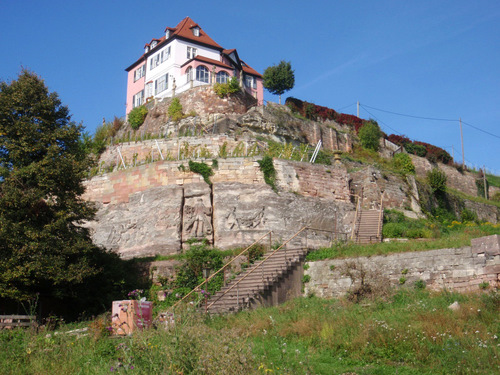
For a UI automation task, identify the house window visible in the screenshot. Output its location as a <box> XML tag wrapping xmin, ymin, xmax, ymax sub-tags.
<box><xmin>196</xmin><ymin>66</ymin><xmax>209</xmax><ymax>83</ymax></box>
<box><xmin>187</xmin><ymin>46</ymin><xmax>197</xmax><ymax>59</ymax></box>
<box><xmin>145</xmin><ymin>82</ymin><xmax>153</xmax><ymax>98</ymax></box>
<box><xmin>245</xmin><ymin>75</ymin><xmax>256</xmax><ymax>89</ymax></box>
<box><xmin>186</xmin><ymin>67</ymin><xmax>193</xmax><ymax>82</ymax></box>
<box><xmin>155</xmin><ymin>74</ymin><xmax>169</xmax><ymax>94</ymax></box>
<box><xmin>151</xmin><ymin>41</ymin><xmax>158</xmax><ymax>48</ymax></box>
<box><xmin>165</xmin><ymin>30</ymin><xmax>170</xmax><ymax>39</ymax></box>
<box><xmin>133</xmin><ymin>90</ymin><xmax>144</xmax><ymax>108</ymax></box>
<box><xmin>161</xmin><ymin>46</ymin><xmax>171</xmax><ymax>62</ymax></box>
<box><xmin>134</xmin><ymin>65</ymin><xmax>145</xmax><ymax>81</ymax></box>
<box><xmin>192</xmin><ymin>27</ymin><xmax>200</xmax><ymax>37</ymax></box>
<box><xmin>216</xmin><ymin>71</ymin><xmax>229</xmax><ymax>84</ymax></box>
<box><xmin>150</xmin><ymin>54</ymin><xmax>161</xmax><ymax>70</ymax></box>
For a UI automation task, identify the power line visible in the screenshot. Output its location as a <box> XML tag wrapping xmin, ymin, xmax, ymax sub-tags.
<box><xmin>461</xmin><ymin>120</ymin><xmax>500</xmax><ymax>140</ymax></box>
<box><xmin>361</xmin><ymin>103</ymin><xmax>457</xmax><ymax>122</ymax></box>
<box><xmin>337</xmin><ymin>102</ymin><xmax>356</xmax><ymax>111</ymax></box>
<box><xmin>359</xmin><ymin>105</ymin><xmax>402</xmax><ymax>135</ymax></box>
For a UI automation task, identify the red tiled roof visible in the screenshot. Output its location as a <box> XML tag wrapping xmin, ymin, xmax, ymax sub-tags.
<box><xmin>181</xmin><ymin>55</ymin><xmax>232</xmax><ymax>69</ymax></box>
<box><xmin>168</xmin><ymin>17</ymin><xmax>222</xmax><ymax>50</ymax></box>
<box><xmin>241</xmin><ymin>61</ymin><xmax>262</xmax><ymax>77</ymax></box>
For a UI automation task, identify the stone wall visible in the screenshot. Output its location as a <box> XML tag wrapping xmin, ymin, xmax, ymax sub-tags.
<box><xmin>304</xmin><ymin>235</ymin><xmax>500</xmax><ymax>298</ymax></box>
<box><xmin>83</xmin><ymin>158</ymin><xmax>353</xmax><ymax>258</ymax></box>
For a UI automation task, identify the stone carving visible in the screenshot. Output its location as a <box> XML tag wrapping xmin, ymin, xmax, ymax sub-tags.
<box><xmin>226</xmin><ymin>206</ymin><xmax>265</xmax><ymax>230</ymax></box>
<box><xmin>184</xmin><ymin>198</ymin><xmax>213</xmax><ymax>238</ymax></box>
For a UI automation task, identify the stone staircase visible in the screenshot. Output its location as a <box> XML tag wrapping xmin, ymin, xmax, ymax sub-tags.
<box><xmin>353</xmin><ymin>209</ymin><xmax>383</xmax><ymax>244</ymax></box>
<box><xmin>205</xmin><ymin>246</ymin><xmax>307</xmax><ymax>314</ymax></box>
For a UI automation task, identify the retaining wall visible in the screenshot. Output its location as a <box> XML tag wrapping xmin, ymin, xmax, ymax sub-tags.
<box><xmin>304</xmin><ymin>235</ymin><xmax>500</xmax><ymax>298</ymax></box>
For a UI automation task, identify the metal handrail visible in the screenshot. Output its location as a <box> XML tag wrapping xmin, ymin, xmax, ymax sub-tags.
<box><xmin>168</xmin><ymin>231</ymin><xmax>272</xmax><ymax>312</ymax></box>
<box><xmin>377</xmin><ymin>192</ymin><xmax>385</xmax><ymax>240</ymax></box>
<box><xmin>206</xmin><ymin>226</ymin><xmax>309</xmax><ymax>311</ymax></box>
<box><xmin>350</xmin><ymin>195</ymin><xmax>361</xmax><ymax>241</ymax></box>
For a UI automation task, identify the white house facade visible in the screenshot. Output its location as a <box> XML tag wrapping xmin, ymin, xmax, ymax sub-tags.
<box><xmin>125</xmin><ymin>17</ymin><xmax>263</xmax><ymax>116</ymax></box>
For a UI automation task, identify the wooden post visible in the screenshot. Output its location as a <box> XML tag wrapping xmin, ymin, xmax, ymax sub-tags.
<box><xmin>483</xmin><ymin>165</ymin><xmax>488</xmax><ymax>199</ymax></box>
<box><xmin>460</xmin><ymin>118</ymin><xmax>465</xmax><ymax>169</ymax></box>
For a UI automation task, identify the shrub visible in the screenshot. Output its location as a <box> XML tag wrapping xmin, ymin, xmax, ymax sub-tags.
<box><xmin>491</xmin><ymin>191</ymin><xmax>500</xmax><ymax>202</ymax></box>
<box><xmin>213</xmin><ymin>77</ymin><xmax>240</xmax><ymax>98</ymax></box>
<box><xmin>427</xmin><ymin>168</ymin><xmax>447</xmax><ymax>194</ymax></box>
<box><xmin>168</xmin><ymin>97</ymin><xmax>184</xmax><ymax>121</ymax></box>
<box><xmin>460</xmin><ymin>208</ymin><xmax>477</xmax><ymax>223</ymax></box>
<box><xmin>258</xmin><ymin>156</ymin><xmax>277</xmax><ymax>191</ymax></box>
<box><xmin>358</xmin><ymin>121</ymin><xmax>381</xmax><ymax>151</ymax></box>
<box><xmin>188</xmin><ymin>160</ymin><xmax>214</xmax><ymax>185</ymax></box>
<box><xmin>393</xmin><ymin>153</ymin><xmax>415</xmax><ymax>174</ymax></box>
<box><xmin>414</xmin><ymin>280</ymin><xmax>426</xmax><ymax>290</ymax></box>
<box><xmin>128</xmin><ymin>105</ymin><xmax>148</xmax><ymax>130</ymax></box>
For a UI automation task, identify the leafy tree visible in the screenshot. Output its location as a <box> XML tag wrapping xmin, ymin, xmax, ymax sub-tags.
<box><xmin>262</xmin><ymin>61</ymin><xmax>295</xmax><ymax>104</ymax></box>
<box><xmin>128</xmin><ymin>105</ymin><xmax>148</xmax><ymax>130</ymax></box>
<box><xmin>358</xmin><ymin>121</ymin><xmax>382</xmax><ymax>151</ymax></box>
<box><xmin>0</xmin><ymin>70</ymin><xmax>135</xmax><ymax>319</ymax></box>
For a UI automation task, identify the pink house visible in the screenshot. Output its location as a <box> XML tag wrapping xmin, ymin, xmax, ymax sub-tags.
<box><xmin>125</xmin><ymin>17</ymin><xmax>263</xmax><ymax>116</ymax></box>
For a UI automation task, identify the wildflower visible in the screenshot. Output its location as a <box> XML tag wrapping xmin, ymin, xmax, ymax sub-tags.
<box><xmin>110</xmin><ymin>367</ymin><xmax>115</xmax><ymax>372</ymax></box>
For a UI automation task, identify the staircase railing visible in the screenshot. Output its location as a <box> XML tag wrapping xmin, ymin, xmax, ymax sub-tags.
<box><xmin>350</xmin><ymin>194</ymin><xmax>361</xmax><ymax>242</ymax></box>
<box><xmin>377</xmin><ymin>192</ymin><xmax>385</xmax><ymax>240</ymax></box>
<box><xmin>206</xmin><ymin>226</ymin><xmax>309</xmax><ymax>311</ymax></box>
<box><xmin>168</xmin><ymin>231</ymin><xmax>273</xmax><ymax>313</ymax></box>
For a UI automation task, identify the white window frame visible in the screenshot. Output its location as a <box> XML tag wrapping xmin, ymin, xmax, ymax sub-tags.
<box><xmin>216</xmin><ymin>71</ymin><xmax>229</xmax><ymax>84</ymax></box>
<box><xmin>196</xmin><ymin>66</ymin><xmax>209</xmax><ymax>83</ymax></box>
<box><xmin>155</xmin><ymin>74</ymin><xmax>169</xmax><ymax>94</ymax></box>
<box><xmin>186</xmin><ymin>67</ymin><xmax>193</xmax><ymax>82</ymax></box>
<box><xmin>245</xmin><ymin>74</ymin><xmax>256</xmax><ymax>89</ymax></box>
<box><xmin>161</xmin><ymin>46</ymin><xmax>171</xmax><ymax>63</ymax></box>
<box><xmin>145</xmin><ymin>82</ymin><xmax>153</xmax><ymax>98</ymax></box>
<box><xmin>133</xmin><ymin>90</ymin><xmax>144</xmax><ymax>108</ymax></box>
<box><xmin>134</xmin><ymin>65</ymin><xmax>145</xmax><ymax>82</ymax></box>
<box><xmin>192</xmin><ymin>27</ymin><xmax>200</xmax><ymax>37</ymax></box>
<box><xmin>187</xmin><ymin>46</ymin><xmax>197</xmax><ymax>59</ymax></box>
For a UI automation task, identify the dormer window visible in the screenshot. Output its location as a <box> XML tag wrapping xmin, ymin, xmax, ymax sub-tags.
<box><xmin>151</xmin><ymin>41</ymin><xmax>158</xmax><ymax>48</ymax></box>
<box><xmin>165</xmin><ymin>30</ymin><xmax>170</xmax><ymax>39</ymax></box>
<box><xmin>192</xmin><ymin>27</ymin><xmax>200</xmax><ymax>37</ymax></box>
<box><xmin>145</xmin><ymin>46</ymin><xmax>150</xmax><ymax>53</ymax></box>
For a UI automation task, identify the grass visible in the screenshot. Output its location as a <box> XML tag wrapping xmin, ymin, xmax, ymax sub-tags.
<box><xmin>486</xmin><ymin>173</ymin><xmax>500</xmax><ymax>188</ymax></box>
<box><xmin>307</xmin><ymin>221</ymin><xmax>500</xmax><ymax>262</ymax></box>
<box><xmin>1</xmin><ymin>290</ymin><xmax>498</xmax><ymax>374</ymax></box>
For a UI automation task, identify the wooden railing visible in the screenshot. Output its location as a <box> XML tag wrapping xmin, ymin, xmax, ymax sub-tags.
<box><xmin>0</xmin><ymin>315</ymin><xmax>36</xmax><ymax>329</ymax></box>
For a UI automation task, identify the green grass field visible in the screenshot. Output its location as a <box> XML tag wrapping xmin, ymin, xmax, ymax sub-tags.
<box><xmin>1</xmin><ymin>289</ymin><xmax>498</xmax><ymax>374</ymax></box>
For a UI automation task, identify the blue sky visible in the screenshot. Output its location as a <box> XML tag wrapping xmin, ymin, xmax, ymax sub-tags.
<box><xmin>1</xmin><ymin>0</ymin><xmax>499</xmax><ymax>173</ymax></box>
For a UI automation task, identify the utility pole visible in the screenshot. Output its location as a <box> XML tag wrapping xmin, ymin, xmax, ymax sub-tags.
<box><xmin>357</xmin><ymin>101</ymin><xmax>360</xmax><ymax>118</ymax></box>
<box><xmin>451</xmin><ymin>145</ymin><xmax>454</xmax><ymax>163</ymax></box>
<box><xmin>459</xmin><ymin>118</ymin><xmax>465</xmax><ymax>169</ymax></box>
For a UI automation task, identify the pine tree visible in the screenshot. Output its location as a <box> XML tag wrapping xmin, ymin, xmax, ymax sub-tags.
<box><xmin>0</xmin><ymin>70</ymin><xmax>133</xmax><ymax>318</ymax></box>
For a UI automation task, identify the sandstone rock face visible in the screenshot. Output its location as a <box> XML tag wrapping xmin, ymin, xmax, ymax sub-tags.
<box><xmin>213</xmin><ymin>182</ymin><xmax>353</xmax><ymax>250</ymax></box>
<box><xmin>84</xmin><ymin>157</ymin><xmax>354</xmax><ymax>258</ymax></box>
<box><xmin>89</xmin><ymin>186</ymin><xmax>183</xmax><ymax>259</ymax></box>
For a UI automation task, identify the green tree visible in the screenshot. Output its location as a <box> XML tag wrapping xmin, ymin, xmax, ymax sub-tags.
<box><xmin>0</xmin><ymin>70</ymin><xmax>134</xmax><ymax>318</ymax></box>
<box><xmin>262</xmin><ymin>60</ymin><xmax>295</xmax><ymax>104</ymax></box>
<box><xmin>358</xmin><ymin>121</ymin><xmax>382</xmax><ymax>151</ymax></box>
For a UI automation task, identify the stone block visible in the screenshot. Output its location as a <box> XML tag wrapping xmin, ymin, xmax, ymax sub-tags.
<box><xmin>471</xmin><ymin>235</ymin><xmax>500</xmax><ymax>256</ymax></box>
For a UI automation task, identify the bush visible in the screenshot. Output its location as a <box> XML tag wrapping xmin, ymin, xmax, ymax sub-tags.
<box><xmin>358</xmin><ymin>121</ymin><xmax>381</xmax><ymax>151</ymax></box>
<box><xmin>168</xmin><ymin>97</ymin><xmax>184</xmax><ymax>121</ymax></box>
<box><xmin>427</xmin><ymin>168</ymin><xmax>447</xmax><ymax>194</ymax></box>
<box><xmin>128</xmin><ymin>105</ymin><xmax>148</xmax><ymax>130</ymax></box>
<box><xmin>213</xmin><ymin>76</ymin><xmax>240</xmax><ymax>98</ymax></box>
<box><xmin>257</xmin><ymin>156</ymin><xmax>277</xmax><ymax>191</ymax></box>
<box><xmin>393</xmin><ymin>153</ymin><xmax>415</xmax><ymax>174</ymax></box>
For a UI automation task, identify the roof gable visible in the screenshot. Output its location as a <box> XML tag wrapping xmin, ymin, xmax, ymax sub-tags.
<box><xmin>166</xmin><ymin>17</ymin><xmax>222</xmax><ymax>50</ymax></box>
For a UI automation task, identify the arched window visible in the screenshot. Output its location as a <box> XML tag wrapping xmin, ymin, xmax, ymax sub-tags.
<box><xmin>196</xmin><ymin>66</ymin><xmax>209</xmax><ymax>83</ymax></box>
<box><xmin>186</xmin><ymin>67</ymin><xmax>193</xmax><ymax>82</ymax></box>
<box><xmin>216</xmin><ymin>71</ymin><xmax>229</xmax><ymax>84</ymax></box>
